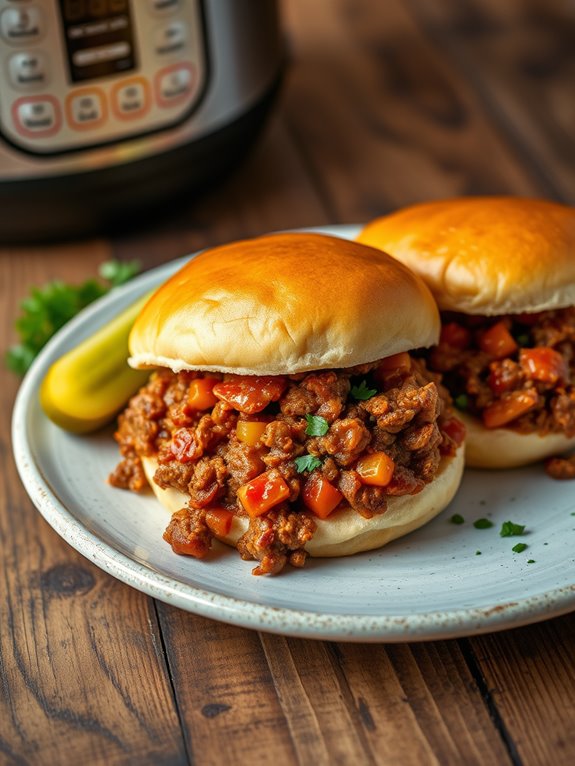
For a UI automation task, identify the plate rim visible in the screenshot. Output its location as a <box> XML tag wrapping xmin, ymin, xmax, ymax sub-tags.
<box><xmin>12</xmin><ymin>224</ymin><xmax>575</xmax><ymax>642</ymax></box>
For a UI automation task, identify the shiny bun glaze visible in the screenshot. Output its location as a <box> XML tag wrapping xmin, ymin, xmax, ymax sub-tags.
<box><xmin>357</xmin><ymin>197</ymin><xmax>575</xmax><ymax>315</ymax></box>
<box><xmin>128</xmin><ymin>232</ymin><xmax>440</xmax><ymax>375</ymax></box>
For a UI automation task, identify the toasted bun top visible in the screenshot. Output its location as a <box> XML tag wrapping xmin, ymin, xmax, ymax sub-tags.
<box><xmin>357</xmin><ymin>197</ymin><xmax>575</xmax><ymax>315</ymax></box>
<box><xmin>129</xmin><ymin>232</ymin><xmax>440</xmax><ymax>375</ymax></box>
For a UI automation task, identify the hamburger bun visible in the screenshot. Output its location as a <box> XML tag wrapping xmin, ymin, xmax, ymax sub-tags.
<box><xmin>357</xmin><ymin>198</ymin><xmax>575</xmax><ymax>468</ymax></box>
<box><xmin>128</xmin><ymin>232</ymin><xmax>440</xmax><ymax>375</ymax></box>
<box><xmin>357</xmin><ymin>197</ymin><xmax>575</xmax><ymax>315</ymax></box>
<box><xmin>142</xmin><ymin>447</ymin><xmax>465</xmax><ymax>557</ymax></box>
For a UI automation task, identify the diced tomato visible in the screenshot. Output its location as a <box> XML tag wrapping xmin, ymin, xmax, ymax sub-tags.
<box><xmin>236</xmin><ymin>419</ymin><xmax>269</xmax><ymax>446</ymax></box>
<box><xmin>375</xmin><ymin>353</ymin><xmax>411</xmax><ymax>385</ymax></box>
<box><xmin>487</xmin><ymin>363</ymin><xmax>517</xmax><ymax>396</ymax></box>
<box><xmin>440</xmin><ymin>322</ymin><xmax>471</xmax><ymax>350</ymax></box>
<box><xmin>302</xmin><ymin>473</ymin><xmax>343</xmax><ymax>519</ymax></box>
<box><xmin>213</xmin><ymin>375</ymin><xmax>287</xmax><ymax>414</ymax></box>
<box><xmin>355</xmin><ymin>452</ymin><xmax>395</xmax><ymax>487</ymax></box>
<box><xmin>478</xmin><ymin>321</ymin><xmax>518</xmax><ymax>359</ymax></box>
<box><xmin>237</xmin><ymin>471</ymin><xmax>291</xmax><ymax>517</ymax></box>
<box><xmin>519</xmin><ymin>347</ymin><xmax>568</xmax><ymax>385</ymax></box>
<box><xmin>482</xmin><ymin>390</ymin><xmax>538</xmax><ymax>429</ymax></box>
<box><xmin>187</xmin><ymin>377</ymin><xmax>219</xmax><ymax>410</ymax></box>
<box><xmin>441</xmin><ymin>416</ymin><xmax>466</xmax><ymax>446</ymax></box>
<box><xmin>170</xmin><ymin>428</ymin><xmax>200</xmax><ymax>462</ymax></box>
<box><xmin>205</xmin><ymin>507</ymin><xmax>234</xmax><ymax>537</ymax></box>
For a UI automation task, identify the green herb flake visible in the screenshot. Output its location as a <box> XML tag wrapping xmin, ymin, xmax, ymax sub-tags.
<box><xmin>527</xmin><ymin>559</ymin><xmax>536</xmax><ymax>564</ymax></box>
<box><xmin>512</xmin><ymin>543</ymin><xmax>528</xmax><ymax>553</ymax></box>
<box><xmin>475</xmin><ymin>550</ymin><xmax>482</xmax><ymax>556</ymax></box>
<box><xmin>449</xmin><ymin>513</ymin><xmax>465</xmax><ymax>525</ymax></box>
<box><xmin>351</xmin><ymin>380</ymin><xmax>377</xmax><ymax>401</ymax></box>
<box><xmin>516</xmin><ymin>333</ymin><xmax>530</xmax><ymax>346</ymax></box>
<box><xmin>500</xmin><ymin>521</ymin><xmax>526</xmax><ymax>537</ymax></box>
<box><xmin>571</xmin><ymin>512</ymin><xmax>575</xmax><ymax>517</ymax></box>
<box><xmin>294</xmin><ymin>454</ymin><xmax>323</xmax><ymax>474</ymax></box>
<box><xmin>473</xmin><ymin>518</ymin><xmax>494</xmax><ymax>529</ymax></box>
<box><xmin>454</xmin><ymin>394</ymin><xmax>468</xmax><ymax>411</ymax></box>
<box><xmin>305</xmin><ymin>414</ymin><xmax>329</xmax><ymax>437</ymax></box>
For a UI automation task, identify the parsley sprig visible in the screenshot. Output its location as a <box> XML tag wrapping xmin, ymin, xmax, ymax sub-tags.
<box><xmin>295</xmin><ymin>454</ymin><xmax>323</xmax><ymax>474</ymax></box>
<box><xmin>6</xmin><ymin>259</ymin><xmax>140</xmax><ymax>375</ymax></box>
<box><xmin>305</xmin><ymin>414</ymin><xmax>329</xmax><ymax>437</ymax></box>
<box><xmin>351</xmin><ymin>380</ymin><xmax>377</xmax><ymax>401</ymax></box>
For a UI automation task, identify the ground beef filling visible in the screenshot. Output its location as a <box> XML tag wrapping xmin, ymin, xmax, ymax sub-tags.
<box><xmin>109</xmin><ymin>356</ymin><xmax>463</xmax><ymax>574</ymax></box>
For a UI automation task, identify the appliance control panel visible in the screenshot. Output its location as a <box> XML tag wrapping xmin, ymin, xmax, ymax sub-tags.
<box><xmin>0</xmin><ymin>0</ymin><xmax>207</xmax><ymax>154</ymax></box>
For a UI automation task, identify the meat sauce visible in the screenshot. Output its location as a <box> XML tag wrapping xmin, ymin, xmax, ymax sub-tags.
<box><xmin>110</xmin><ymin>356</ymin><xmax>464</xmax><ymax>574</ymax></box>
<box><xmin>426</xmin><ymin>307</ymin><xmax>575</xmax><ymax>479</ymax></box>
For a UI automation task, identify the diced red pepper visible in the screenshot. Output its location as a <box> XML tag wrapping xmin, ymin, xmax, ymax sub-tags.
<box><xmin>519</xmin><ymin>347</ymin><xmax>568</xmax><ymax>385</ymax></box>
<box><xmin>482</xmin><ymin>390</ymin><xmax>538</xmax><ymax>429</ymax></box>
<box><xmin>237</xmin><ymin>471</ymin><xmax>291</xmax><ymax>517</ymax></box>
<box><xmin>355</xmin><ymin>452</ymin><xmax>395</xmax><ymax>487</ymax></box>
<box><xmin>213</xmin><ymin>375</ymin><xmax>287</xmax><ymax>414</ymax></box>
<box><xmin>440</xmin><ymin>322</ymin><xmax>471</xmax><ymax>350</ymax></box>
<box><xmin>170</xmin><ymin>428</ymin><xmax>200</xmax><ymax>462</ymax></box>
<box><xmin>441</xmin><ymin>416</ymin><xmax>466</xmax><ymax>446</ymax></box>
<box><xmin>302</xmin><ymin>473</ymin><xmax>343</xmax><ymax>519</ymax></box>
<box><xmin>205</xmin><ymin>507</ymin><xmax>234</xmax><ymax>537</ymax></box>
<box><xmin>478</xmin><ymin>321</ymin><xmax>518</xmax><ymax>359</ymax></box>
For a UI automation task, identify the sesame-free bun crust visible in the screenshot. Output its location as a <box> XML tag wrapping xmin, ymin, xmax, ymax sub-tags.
<box><xmin>457</xmin><ymin>411</ymin><xmax>575</xmax><ymax>469</ymax></box>
<box><xmin>142</xmin><ymin>446</ymin><xmax>464</xmax><ymax>558</ymax></box>
<box><xmin>129</xmin><ymin>233</ymin><xmax>440</xmax><ymax>375</ymax></box>
<box><xmin>357</xmin><ymin>197</ymin><xmax>575</xmax><ymax>315</ymax></box>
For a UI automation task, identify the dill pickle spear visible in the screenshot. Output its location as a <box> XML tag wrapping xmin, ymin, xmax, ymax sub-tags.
<box><xmin>40</xmin><ymin>294</ymin><xmax>152</xmax><ymax>433</ymax></box>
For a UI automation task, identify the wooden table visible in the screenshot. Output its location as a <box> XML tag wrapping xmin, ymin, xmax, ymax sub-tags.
<box><xmin>2</xmin><ymin>1</ymin><xmax>574</xmax><ymax>763</ymax></box>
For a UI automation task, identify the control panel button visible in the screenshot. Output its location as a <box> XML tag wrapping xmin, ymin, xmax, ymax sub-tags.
<box><xmin>1</xmin><ymin>6</ymin><xmax>44</xmax><ymax>44</ymax></box>
<box><xmin>149</xmin><ymin>0</ymin><xmax>180</xmax><ymax>14</ymax></box>
<box><xmin>155</xmin><ymin>21</ymin><xmax>186</xmax><ymax>55</ymax></box>
<box><xmin>156</xmin><ymin>64</ymin><xmax>195</xmax><ymax>107</ymax></box>
<box><xmin>112</xmin><ymin>78</ymin><xmax>150</xmax><ymax>119</ymax></box>
<box><xmin>66</xmin><ymin>89</ymin><xmax>106</xmax><ymax>130</ymax></box>
<box><xmin>9</xmin><ymin>51</ymin><xmax>48</xmax><ymax>89</ymax></box>
<box><xmin>12</xmin><ymin>96</ymin><xmax>61</xmax><ymax>137</ymax></box>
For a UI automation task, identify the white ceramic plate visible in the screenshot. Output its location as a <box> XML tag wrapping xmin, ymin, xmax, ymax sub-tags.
<box><xmin>12</xmin><ymin>225</ymin><xmax>575</xmax><ymax>642</ymax></box>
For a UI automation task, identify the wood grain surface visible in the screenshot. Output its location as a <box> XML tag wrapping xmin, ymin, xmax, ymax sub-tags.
<box><xmin>1</xmin><ymin>0</ymin><xmax>574</xmax><ymax>764</ymax></box>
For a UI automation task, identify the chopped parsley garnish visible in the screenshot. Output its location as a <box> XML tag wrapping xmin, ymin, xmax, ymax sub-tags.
<box><xmin>351</xmin><ymin>380</ymin><xmax>377</xmax><ymax>401</ymax></box>
<box><xmin>454</xmin><ymin>394</ymin><xmax>468</xmax><ymax>411</ymax></box>
<box><xmin>6</xmin><ymin>259</ymin><xmax>140</xmax><ymax>375</ymax></box>
<box><xmin>305</xmin><ymin>414</ymin><xmax>329</xmax><ymax>436</ymax></box>
<box><xmin>473</xmin><ymin>518</ymin><xmax>494</xmax><ymax>529</ymax></box>
<box><xmin>527</xmin><ymin>559</ymin><xmax>535</xmax><ymax>564</ymax></box>
<box><xmin>475</xmin><ymin>550</ymin><xmax>482</xmax><ymax>555</ymax></box>
<box><xmin>295</xmin><ymin>454</ymin><xmax>323</xmax><ymax>473</ymax></box>
<box><xmin>500</xmin><ymin>521</ymin><xmax>526</xmax><ymax>537</ymax></box>
<box><xmin>450</xmin><ymin>514</ymin><xmax>465</xmax><ymax>525</ymax></box>
<box><xmin>512</xmin><ymin>543</ymin><xmax>528</xmax><ymax>553</ymax></box>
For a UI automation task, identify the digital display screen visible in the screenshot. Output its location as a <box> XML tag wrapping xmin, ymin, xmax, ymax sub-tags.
<box><xmin>59</xmin><ymin>0</ymin><xmax>136</xmax><ymax>83</ymax></box>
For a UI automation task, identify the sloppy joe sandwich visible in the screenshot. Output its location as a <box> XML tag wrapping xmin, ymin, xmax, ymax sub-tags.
<box><xmin>357</xmin><ymin>197</ymin><xmax>575</xmax><ymax>470</ymax></box>
<box><xmin>110</xmin><ymin>232</ymin><xmax>465</xmax><ymax>574</ymax></box>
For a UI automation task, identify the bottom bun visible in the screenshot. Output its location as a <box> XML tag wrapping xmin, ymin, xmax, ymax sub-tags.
<box><xmin>458</xmin><ymin>411</ymin><xmax>575</xmax><ymax>469</ymax></box>
<box><xmin>142</xmin><ymin>445</ymin><xmax>464</xmax><ymax>558</ymax></box>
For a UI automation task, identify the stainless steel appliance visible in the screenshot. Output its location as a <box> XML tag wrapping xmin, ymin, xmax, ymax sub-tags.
<box><xmin>0</xmin><ymin>0</ymin><xmax>283</xmax><ymax>240</ymax></box>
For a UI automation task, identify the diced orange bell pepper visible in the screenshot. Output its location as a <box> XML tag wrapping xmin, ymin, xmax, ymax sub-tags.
<box><xmin>237</xmin><ymin>471</ymin><xmax>291</xmax><ymax>518</ymax></box>
<box><xmin>236</xmin><ymin>419</ymin><xmax>268</xmax><ymax>446</ymax></box>
<box><xmin>440</xmin><ymin>322</ymin><xmax>471</xmax><ymax>350</ymax></box>
<box><xmin>376</xmin><ymin>352</ymin><xmax>412</xmax><ymax>379</ymax></box>
<box><xmin>205</xmin><ymin>507</ymin><xmax>234</xmax><ymax>537</ymax></box>
<box><xmin>478</xmin><ymin>321</ymin><xmax>518</xmax><ymax>359</ymax></box>
<box><xmin>482</xmin><ymin>390</ymin><xmax>538</xmax><ymax>429</ymax></box>
<box><xmin>355</xmin><ymin>451</ymin><xmax>395</xmax><ymax>486</ymax></box>
<box><xmin>302</xmin><ymin>473</ymin><xmax>343</xmax><ymax>519</ymax></box>
<box><xmin>187</xmin><ymin>377</ymin><xmax>219</xmax><ymax>410</ymax></box>
<box><xmin>519</xmin><ymin>347</ymin><xmax>568</xmax><ymax>385</ymax></box>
